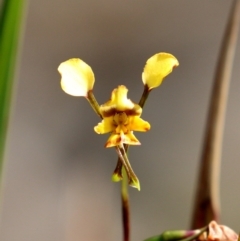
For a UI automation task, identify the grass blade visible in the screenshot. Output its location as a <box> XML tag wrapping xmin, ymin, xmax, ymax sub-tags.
<box><xmin>0</xmin><ymin>0</ymin><xmax>27</xmax><ymax>184</ymax></box>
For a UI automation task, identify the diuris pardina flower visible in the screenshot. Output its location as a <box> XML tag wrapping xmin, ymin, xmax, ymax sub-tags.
<box><xmin>58</xmin><ymin>53</ymin><xmax>178</xmax><ymax>189</ymax></box>
<box><xmin>142</xmin><ymin>52</ymin><xmax>179</xmax><ymax>90</ymax></box>
<box><xmin>94</xmin><ymin>85</ymin><xmax>150</xmax><ymax>147</ymax></box>
<box><xmin>58</xmin><ymin>58</ymin><xmax>95</xmax><ymax>97</ymax></box>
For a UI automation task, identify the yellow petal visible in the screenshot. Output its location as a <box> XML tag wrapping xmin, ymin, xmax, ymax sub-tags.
<box><xmin>123</xmin><ymin>132</ymin><xmax>141</xmax><ymax>145</ymax></box>
<box><xmin>58</xmin><ymin>58</ymin><xmax>95</xmax><ymax>97</ymax></box>
<box><xmin>100</xmin><ymin>85</ymin><xmax>142</xmax><ymax>117</ymax></box>
<box><xmin>94</xmin><ymin>117</ymin><xmax>114</xmax><ymax>134</ymax></box>
<box><xmin>101</xmin><ymin>86</ymin><xmax>134</xmax><ymax>112</ymax></box>
<box><xmin>128</xmin><ymin>116</ymin><xmax>151</xmax><ymax>132</ymax></box>
<box><xmin>112</xmin><ymin>85</ymin><xmax>134</xmax><ymax>111</ymax></box>
<box><xmin>105</xmin><ymin>131</ymin><xmax>141</xmax><ymax>148</ymax></box>
<box><xmin>105</xmin><ymin>133</ymin><xmax>121</xmax><ymax>147</ymax></box>
<box><xmin>142</xmin><ymin>53</ymin><xmax>179</xmax><ymax>90</ymax></box>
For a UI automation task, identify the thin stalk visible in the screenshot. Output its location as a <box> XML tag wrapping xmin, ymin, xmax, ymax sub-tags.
<box><xmin>191</xmin><ymin>0</ymin><xmax>240</xmax><ymax>228</ymax></box>
<box><xmin>179</xmin><ymin>226</ymin><xmax>208</xmax><ymax>241</ymax></box>
<box><xmin>139</xmin><ymin>85</ymin><xmax>151</xmax><ymax>108</ymax></box>
<box><xmin>87</xmin><ymin>90</ymin><xmax>102</xmax><ymax>118</ymax></box>
<box><xmin>121</xmin><ymin>167</ymin><xmax>130</xmax><ymax>241</ymax></box>
<box><xmin>114</xmin><ymin>145</ymin><xmax>132</xmax><ymax>241</ymax></box>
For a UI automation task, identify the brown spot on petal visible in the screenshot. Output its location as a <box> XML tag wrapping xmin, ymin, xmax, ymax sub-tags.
<box><xmin>105</xmin><ymin>136</ymin><xmax>122</xmax><ymax>148</ymax></box>
<box><xmin>101</xmin><ymin>107</ymin><xmax>117</xmax><ymax>117</ymax></box>
<box><xmin>102</xmin><ymin>108</ymin><xmax>141</xmax><ymax>118</ymax></box>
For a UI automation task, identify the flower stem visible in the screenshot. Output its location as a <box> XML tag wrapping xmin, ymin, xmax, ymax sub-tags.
<box><xmin>121</xmin><ymin>167</ymin><xmax>130</xmax><ymax>241</ymax></box>
<box><xmin>179</xmin><ymin>226</ymin><xmax>208</xmax><ymax>241</ymax></box>
<box><xmin>139</xmin><ymin>85</ymin><xmax>151</xmax><ymax>108</ymax></box>
<box><xmin>87</xmin><ymin>90</ymin><xmax>102</xmax><ymax>118</ymax></box>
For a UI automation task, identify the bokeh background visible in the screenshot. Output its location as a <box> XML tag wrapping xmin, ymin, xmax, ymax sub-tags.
<box><xmin>0</xmin><ymin>1</ymin><xmax>240</xmax><ymax>241</ymax></box>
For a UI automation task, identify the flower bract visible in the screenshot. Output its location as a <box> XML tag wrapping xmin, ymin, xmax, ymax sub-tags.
<box><xmin>199</xmin><ymin>221</ymin><xmax>238</xmax><ymax>241</ymax></box>
<box><xmin>94</xmin><ymin>85</ymin><xmax>150</xmax><ymax>147</ymax></box>
<box><xmin>58</xmin><ymin>58</ymin><xmax>95</xmax><ymax>97</ymax></box>
<box><xmin>142</xmin><ymin>52</ymin><xmax>179</xmax><ymax>90</ymax></box>
<box><xmin>208</xmin><ymin>221</ymin><xmax>238</xmax><ymax>241</ymax></box>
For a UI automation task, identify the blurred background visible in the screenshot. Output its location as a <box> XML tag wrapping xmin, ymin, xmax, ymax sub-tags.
<box><xmin>0</xmin><ymin>0</ymin><xmax>240</xmax><ymax>241</ymax></box>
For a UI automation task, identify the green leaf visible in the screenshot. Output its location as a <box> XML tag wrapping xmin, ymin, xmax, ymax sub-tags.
<box><xmin>0</xmin><ymin>0</ymin><xmax>27</xmax><ymax>180</ymax></box>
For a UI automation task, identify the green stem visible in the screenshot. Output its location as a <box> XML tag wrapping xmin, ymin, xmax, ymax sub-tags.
<box><xmin>179</xmin><ymin>226</ymin><xmax>208</xmax><ymax>241</ymax></box>
<box><xmin>144</xmin><ymin>226</ymin><xmax>208</xmax><ymax>241</ymax></box>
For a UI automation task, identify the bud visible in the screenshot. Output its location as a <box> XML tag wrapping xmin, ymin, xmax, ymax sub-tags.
<box><xmin>58</xmin><ymin>58</ymin><xmax>95</xmax><ymax>97</ymax></box>
<box><xmin>142</xmin><ymin>53</ymin><xmax>179</xmax><ymax>90</ymax></box>
<box><xmin>199</xmin><ymin>221</ymin><xmax>239</xmax><ymax>241</ymax></box>
<box><xmin>144</xmin><ymin>229</ymin><xmax>202</xmax><ymax>241</ymax></box>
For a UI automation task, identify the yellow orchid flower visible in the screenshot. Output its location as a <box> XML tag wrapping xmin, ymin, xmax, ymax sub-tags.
<box><xmin>142</xmin><ymin>52</ymin><xmax>179</xmax><ymax>90</ymax></box>
<box><xmin>94</xmin><ymin>85</ymin><xmax>150</xmax><ymax>148</ymax></box>
<box><xmin>58</xmin><ymin>58</ymin><xmax>95</xmax><ymax>97</ymax></box>
<box><xmin>58</xmin><ymin>53</ymin><xmax>178</xmax><ymax>190</ymax></box>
